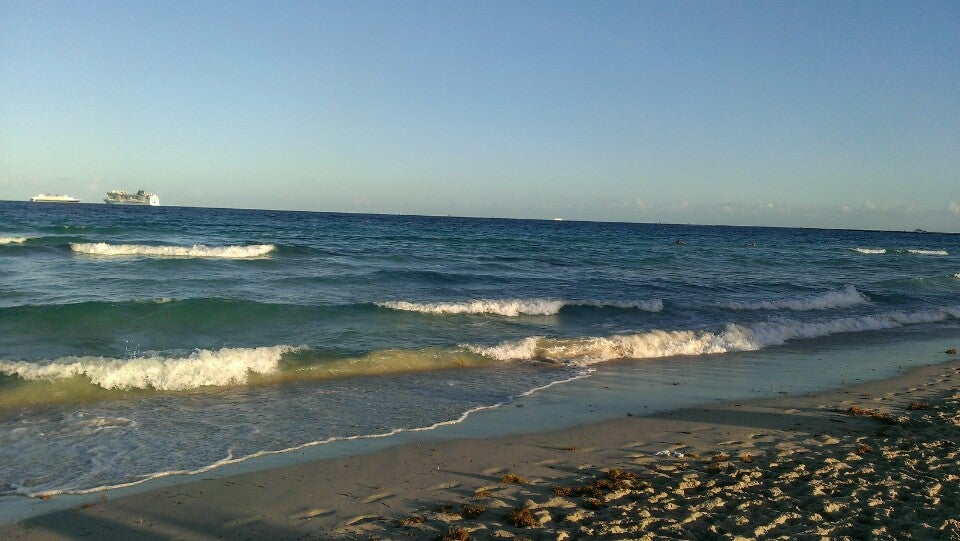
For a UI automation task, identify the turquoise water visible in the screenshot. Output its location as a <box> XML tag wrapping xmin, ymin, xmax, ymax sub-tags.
<box><xmin>1</xmin><ymin>201</ymin><xmax>958</xmax><ymax>496</ymax></box>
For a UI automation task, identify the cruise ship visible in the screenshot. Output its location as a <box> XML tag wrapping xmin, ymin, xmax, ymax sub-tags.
<box><xmin>103</xmin><ymin>189</ymin><xmax>160</xmax><ymax>206</ymax></box>
<box><xmin>30</xmin><ymin>193</ymin><xmax>80</xmax><ymax>203</ymax></box>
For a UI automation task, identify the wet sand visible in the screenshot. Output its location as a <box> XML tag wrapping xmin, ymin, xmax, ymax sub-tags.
<box><xmin>3</xmin><ymin>358</ymin><xmax>958</xmax><ymax>540</ymax></box>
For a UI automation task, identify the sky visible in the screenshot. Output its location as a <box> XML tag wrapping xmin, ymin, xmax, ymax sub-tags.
<box><xmin>1</xmin><ymin>1</ymin><xmax>958</xmax><ymax>231</ymax></box>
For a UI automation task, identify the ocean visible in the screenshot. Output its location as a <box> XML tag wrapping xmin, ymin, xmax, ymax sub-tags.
<box><xmin>1</xmin><ymin>201</ymin><xmax>958</xmax><ymax>498</ymax></box>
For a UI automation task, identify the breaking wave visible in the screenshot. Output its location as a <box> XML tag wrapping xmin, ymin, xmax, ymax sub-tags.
<box><xmin>378</xmin><ymin>299</ymin><xmax>564</xmax><ymax>316</ymax></box>
<box><xmin>69</xmin><ymin>242</ymin><xmax>276</xmax><ymax>258</ymax></box>
<box><xmin>852</xmin><ymin>247</ymin><xmax>949</xmax><ymax>256</ymax></box>
<box><xmin>0</xmin><ymin>236</ymin><xmax>30</xmax><ymax>245</ymax></box>
<box><xmin>901</xmin><ymin>248</ymin><xmax>949</xmax><ymax>256</ymax></box>
<box><xmin>376</xmin><ymin>298</ymin><xmax>663</xmax><ymax>316</ymax></box>
<box><xmin>0</xmin><ymin>346</ymin><xmax>298</xmax><ymax>391</ymax></box>
<box><xmin>4</xmin><ymin>305</ymin><xmax>958</xmax><ymax>397</ymax></box>
<box><xmin>0</xmin><ymin>346</ymin><xmax>505</xmax><ymax>398</ymax></box>
<box><xmin>720</xmin><ymin>285</ymin><xmax>870</xmax><ymax>311</ymax></box>
<box><xmin>467</xmin><ymin>307</ymin><xmax>960</xmax><ymax>365</ymax></box>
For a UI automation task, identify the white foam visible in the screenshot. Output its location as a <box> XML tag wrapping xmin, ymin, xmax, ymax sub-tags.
<box><xmin>721</xmin><ymin>285</ymin><xmax>870</xmax><ymax>311</ymax></box>
<box><xmin>377</xmin><ymin>298</ymin><xmax>663</xmax><ymax>316</ymax></box>
<box><xmin>0</xmin><ymin>346</ymin><xmax>298</xmax><ymax>390</ymax></box>
<box><xmin>853</xmin><ymin>247</ymin><xmax>886</xmax><ymax>254</ymax></box>
<box><xmin>954</xmin><ymin>273</ymin><xmax>960</xmax><ymax>280</ymax></box>
<box><xmin>378</xmin><ymin>299</ymin><xmax>564</xmax><ymax>316</ymax></box>
<box><xmin>467</xmin><ymin>307</ymin><xmax>960</xmax><ymax>365</ymax></box>
<box><xmin>0</xmin><ymin>236</ymin><xmax>29</xmax><ymax>245</ymax></box>
<box><xmin>467</xmin><ymin>328</ymin><xmax>760</xmax><ymax>365</ymax></box>
<box><xmin>77</xmin><ymin>416</ymin><xmax>137</xmax><ymax>434</ymax></box>
<box><xmin>903</xmin><ymin>248</ymin><xmax>949</xmax><ymax>256</ymax></box>
<box><xmin>21</xmin><ymin>370</ymin><xmax>593</xmax><ymax>498</ymax></box>
<box><xmin>69</xmin><ymin>242</ymin><xmax>276</xmax><ymax>259</ymax></box>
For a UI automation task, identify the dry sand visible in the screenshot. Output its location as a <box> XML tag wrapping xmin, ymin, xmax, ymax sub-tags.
<box><xmin>3</xmin><ymin>358</ymin><xmax>959</xmax><ymax>540</ymax></box>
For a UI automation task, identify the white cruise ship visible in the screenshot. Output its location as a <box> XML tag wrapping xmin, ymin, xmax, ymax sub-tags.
<box><xmin>104</xmin><ymin>189</ymin><xmax>160</xmax><ymax>206</ymax></box>
<box><xmin>30</xmin><ymin>193</ymin><xmax>80</xmax><ymax>203</ymax></box>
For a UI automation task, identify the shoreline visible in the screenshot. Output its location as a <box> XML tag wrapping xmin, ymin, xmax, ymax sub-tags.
<box><xmin>3</xmin><ymin>355</ymin><xmax>957</xmax><ymax>540</ymax></box>
<box><xmin>1</xmin><ymin>331</ymin><xmax>951</xmax><ymax>518</ymax></box>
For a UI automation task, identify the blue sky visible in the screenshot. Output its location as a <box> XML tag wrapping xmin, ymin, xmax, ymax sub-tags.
<box><xmin>1</xmin><ymin>1</ymin><xmax>958</xmax><ymax>231</ymax></box>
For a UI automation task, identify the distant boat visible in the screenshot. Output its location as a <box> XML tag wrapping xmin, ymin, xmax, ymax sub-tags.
<box><xmin>30</xmin><ymin>193</ymin><xmax>80</xmax><ymax>203</ymax></box>
<box><xmin>104</xmin><ymin>189</ymin><xmax>160</xmax><ymax>206</ymax></box>
<box><xmin>553</xmin><ymin>217</ymin><xmax>563</xmax><ymax>221</ymax></box>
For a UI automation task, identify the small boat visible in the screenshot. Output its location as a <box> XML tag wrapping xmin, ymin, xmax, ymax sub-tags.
<box><xmin>30</xmin><ymin>193</ymin><xmax>80</xmax><ymax>203</ymax></box>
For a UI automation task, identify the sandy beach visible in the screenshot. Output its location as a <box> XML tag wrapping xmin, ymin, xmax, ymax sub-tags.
<box><xmin>1</xmin><ymin>355</ymin><xmax>957</xmax><ymax>540</ymax></box>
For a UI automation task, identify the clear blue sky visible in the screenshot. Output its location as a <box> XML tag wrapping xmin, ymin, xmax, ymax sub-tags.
<box><xmin>2</xmin><ymin>1</ymin><xmax>958</xmax><ymax>231</ymax></box>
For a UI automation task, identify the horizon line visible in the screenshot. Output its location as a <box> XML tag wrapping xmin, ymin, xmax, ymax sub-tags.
<box><xmin>1</xmin><ymin>199</ymin><xmax>956</xmax><ymax>236</ymax></box>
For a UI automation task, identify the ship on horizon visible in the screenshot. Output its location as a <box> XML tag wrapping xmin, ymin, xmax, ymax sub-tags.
<box><xmin>104</xmin><ymin>189</ymin><xmax>160</xmax><ymax>206</ymax></box>
<box><xmin>30</xmin><ymin>193</ymin><xmax>80</xmax><ymax>203</ymax></box>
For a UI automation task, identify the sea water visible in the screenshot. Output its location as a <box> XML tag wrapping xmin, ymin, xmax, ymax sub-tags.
<box><xmin>0</xmin><ymin>202</ymin><xmax>958</xmax><ymax>497</ymax></box>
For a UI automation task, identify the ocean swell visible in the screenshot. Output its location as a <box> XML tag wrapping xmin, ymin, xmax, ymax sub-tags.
<box><xmin>69</xmin><ymin>242</ymin><xmax>276</xmax><ymax>259</ymax></box>
<box><xmin>720</xmin><ymin>285</ymin><xmax>870</xmax><ymax>311</ymax></box>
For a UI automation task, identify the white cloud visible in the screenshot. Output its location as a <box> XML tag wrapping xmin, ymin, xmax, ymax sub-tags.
<box><xmin>635</xmin><ymin>198</ymin><xmax>647</xmax><ymax>210</ymax></box>
<box><xmin>949</xmin><ymin>202</ymin><xmax>960</xmax><ymax>214</ymax></box>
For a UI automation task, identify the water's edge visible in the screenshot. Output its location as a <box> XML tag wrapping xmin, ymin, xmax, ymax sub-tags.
<box><xmin>3</xmin><ymin>330</ymin><xmax>955</xmax><ymax>524</ymax></box>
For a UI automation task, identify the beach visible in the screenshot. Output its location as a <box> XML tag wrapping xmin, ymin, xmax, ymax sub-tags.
<box><xmin>4</xmin><ymin>2</ymin><xmax>959</xmax><ymax>538</ymax></box>
<box><xmin>3</xmin><ymin>356</ymin><xmax>957</xmax><ymax>540</ymax></box>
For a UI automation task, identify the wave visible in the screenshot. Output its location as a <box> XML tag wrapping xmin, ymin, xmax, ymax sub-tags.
<box><xmin>4</xmin><ymin>305</ymin><xmax>959</xmax><ymax>399</ymax></box>
<box><xmin>69</xmin><ymin>242</ymin><xmax>276</xmax><ymax>259</ymax></box>
<box><xmin>376</xmin><ymin>298</ymin><xmax>664</xmax><ymax>316</ymax></box>
<box><xmin>0</xmin><ymin>346</ymin><xmax>298</xmax><ymax>391</ymax></box>
<box><xmin>852</xmin><ymin>247</ymin><xmax>948</xmax><ymax>256</ymax></box>
<box><xmin>0</xmin><ymin>236</ymin><xmax>31</xmax><ymax>245</ymax></box>
<box><xmin>720</xmin><ymin>285</ymin><xmax>869</xmax><ymax>311</ymax></box>
<box><xmin>0</xmin><ymin>345</ymin><xmax>505</xmax><ymax>397</ymax></box>
<box><xmin>467</xmin><ymin>307</ymin><xmax>960</xmax><ymax>365</ymax></box>
<box><xmin>378</xmin><ymin>299</ymin><xmax>564</xmax><ymax>316</ymax></box>
<box><xmin>575</xmin><ymin>299</ymin><xmax>665</xmax><ymax>312</ymax></box>
<box><xmin>900</xmin><ymin>248</ymin><xmax>949</xmax><ymax>256</ymax></box>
